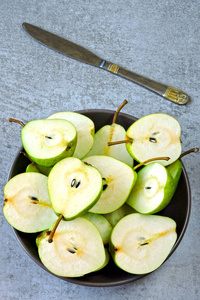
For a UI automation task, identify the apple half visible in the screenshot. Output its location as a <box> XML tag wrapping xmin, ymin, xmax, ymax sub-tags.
<box><xmin>109</xmin><ymin>213</ymin><xmax>177</xmax><ymax>274</ymax></box>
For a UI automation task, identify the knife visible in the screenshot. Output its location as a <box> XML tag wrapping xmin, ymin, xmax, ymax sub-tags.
<box><xmin>22</xmin><ymin>22</ymin><xmax>189</xmax><ymax>105</ymax></box>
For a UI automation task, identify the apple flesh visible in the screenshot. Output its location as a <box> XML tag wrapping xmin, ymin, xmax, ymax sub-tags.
<box><xmin>109</xmin><ymin>213</ymin><xmax>177</xmax><ymax>274</ymax></box>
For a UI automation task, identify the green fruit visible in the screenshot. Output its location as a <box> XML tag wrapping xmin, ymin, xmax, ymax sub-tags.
<box><xmin>82</xmin><ymin>212</ymin><xmax>112</xmax><ymax>244</ymax></box>
<box><xmin>48</xmin><ymin>157</ymin><xmax>103</xmax><ymax>220</ymax></box>
<box><xmin>109</xmin><ymin>213</ymin><xmax>177</xmax><ymax>274</ymax></box>
<box><xmin>47</xmin><ymin>111</ymin><xmax>95</xmax><ymax>159</ymax></box>
<box><xmin>37</xmin><ymin>218</ymin><xmax>107</xmax><ymax>277</ymax></box>
<box><xmin>83</xmin><ymin>155</ymin><xmax>137</xmax><ymax>214</ymax></box>
<box><xmin>21</xmin><ymin>119</ymin><xmax>77</xmax><ymax>167</ymax></box>
<box><xmin>126</xmin><ymin>162</ymin><xmax>175</xmax><ymax>214</ymax></box>
<box><xmin>3</xmin><ymin>172</ymin><xmax>58</xmax><ymax>233</ymax></box>
<box><xmin>125</xmin><ymin>113</ymin><xmax>182</xmax><ymax>166</ymax></box>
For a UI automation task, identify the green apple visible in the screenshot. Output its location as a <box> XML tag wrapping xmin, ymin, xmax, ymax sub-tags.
<box><xmin>21</xmin><ymin>119</ymin><xmax>77</xmax><ymax>167</ymax></box>
<box><xmin>36</xmin><ymin>218</ymin><xmax>107</xmax><ymax>277</ymax></box>
<box><xmin>3</xmin><ymin>172</ymin><xmax>58</xmax><ymax>233</ymax></box>
<box><xmin>83</xmin><ymin>155</ymin><xmax>137</xmax><ymax>214</ymax></box>
<box><xmin>47</xmin><ymin>111</ymin><xmax>95</xmax><ymax>159</ymax></box>
<box><xmin>82</xmin><ymin>212</ymin><xmax>112</xmax><ymax>244</ymax></box>
<box><xmin>109</xmin><ymin>213</ymin><xmax>177</xmax><ymax>274</ymax></box>
<box><xmin>85</xmin><ymin>100</ymin><xmax>133</xmax><ymax>166</ymax></box>
<box><xmin>47</xmin><ymin>157</ymin><xmax>103</xmax><ymax>220</ymax></box>
<box><xmin>126</xmin><ymin>162</ymin><xmax>175</xmax><ymax>214</ymax></box>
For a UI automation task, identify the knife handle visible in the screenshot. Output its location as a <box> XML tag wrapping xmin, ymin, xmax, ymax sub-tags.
<box><xmin>100</xmin><ymin>60</ymin><xmax>189</xmax><ymax>104</ymax></box>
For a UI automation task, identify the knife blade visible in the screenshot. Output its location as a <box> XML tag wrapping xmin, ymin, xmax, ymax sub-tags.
<box><xmin>22</xmin><ymin>22</ymin><xmax>189</xmax><ymax>105</ymax></box>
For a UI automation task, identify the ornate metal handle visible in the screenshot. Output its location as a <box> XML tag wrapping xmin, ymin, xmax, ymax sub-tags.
<box><xmin>100</xmin><ymin>61</ymin><xmax>189</xmax><ymax>105</ymax></box>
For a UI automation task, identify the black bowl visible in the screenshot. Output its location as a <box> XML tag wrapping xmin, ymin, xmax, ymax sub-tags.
<box><xmin>9</xmin><ymin>109</ymin><xmax>191</xmax><ymax>287</ymax></box>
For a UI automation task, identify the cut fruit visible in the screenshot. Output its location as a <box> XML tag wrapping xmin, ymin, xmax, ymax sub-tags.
<box><xmin>37</xmin><ymin>218</ymin><xmax>107</xmax><ymax>277</ymax></box>
<box><xmin>83</xmin><ymin>155</ymin><xmax>137</xmax><ymax>214</ymax></box>
<box><xmin>21</xmin><ymin>119</ymin><xmax>77</xmax><ymax>167</ymax></box>
<box><xmin>125</xmin><ymin>113</ymin><xmax>182</xmax><ymax>166</ymax></box>
<box><xmin>47</xmin><ymin>111</ymin><xmax>95</xmax><ymax>159</ymax></box>
<box><xmin>48</xmin><ymin>157</ymin><xmax>103</xmax><ymax>220</ymax></box>
<box><xmin>167</xmin><ymin>159</ymin><xmax>182</xmax><ymax>190</ymax></box>
<box><xmin>126</xmin><ymin>162</ymin><xmax>175</xmax><ymax>214</ymax></box>
<box><xmin>3</xmin><ymin>172</ymin><xmax>58</xmax><ymax>233</ymax></box>
<box><xmin>85</xmin><ymin>123</ymin><xmax>133</xmax><ymax>166</ymax></box>
<box><xmin>26</xmin><ymin>162</ymin><xmax>52</xmax><ymax>176</ymax></box>
<box><xmin>109</xmin><ymin>213</ymin><xmax>177</xmax><ymax>274</ymax></box>
<box><xmin>82</xmin><ymin>212</ymin><xmax>112</xmax><ymax>244</ymax></box>
<box><xmin>103</xmin><ymin>203</ymin><xmax>136</xmax><ymax>227</ymax></box>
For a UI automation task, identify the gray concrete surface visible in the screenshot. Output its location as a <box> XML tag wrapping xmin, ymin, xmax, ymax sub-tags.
<box><xmin>0</xmin><ymin>1</ymin><xmax>199</xmax><ymax>299</ymax></box>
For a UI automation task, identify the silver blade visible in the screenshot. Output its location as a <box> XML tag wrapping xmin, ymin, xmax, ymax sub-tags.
<box><xmin>22</xmin><ymin>23</ymin><xmax>103</xmax><ymax>67</ymax></box>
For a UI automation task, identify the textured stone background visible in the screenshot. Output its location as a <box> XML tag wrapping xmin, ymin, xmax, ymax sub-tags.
<box><xmin>0</xmin><ymin>1</ymin><xmax>199</xmax><ymax>299</ymax></box>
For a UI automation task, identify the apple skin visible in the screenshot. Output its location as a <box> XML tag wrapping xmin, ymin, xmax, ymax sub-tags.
<box><xmin>126</xmin><ymin>163</ymin><xmax>175</xmax><ymax>214</ymax></box>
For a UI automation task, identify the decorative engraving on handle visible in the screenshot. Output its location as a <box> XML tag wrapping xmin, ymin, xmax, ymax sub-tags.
<box><xmin>164</xmin><ymin>86</ymin><xmax>189</xmax><ymax>104</ymax></box>
<box><xmin>108</xmin><ymin>63</ymin><xmax>120</xmax><ymax>74</ymax></box>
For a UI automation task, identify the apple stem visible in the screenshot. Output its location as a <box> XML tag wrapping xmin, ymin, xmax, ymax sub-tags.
<box><xmin>9</xmin><ymin>118</ymin><xmax>25</xmax><ymax>127</ymax></box>
<box><xmin>108</xmin><ymin>138</ymin><xmax>132</xmax><ymax>146</ymax></box>
<box><xmin>112</xmin><ymin>100</ymin><xmax>128</xmax><ymax>124</ymax></box>
<box><xmin>48</xmin><ymin>215</ymin><xmax>63</xmax><ymax>243</ymax></box>
<box><xmin>180</xmin><ymin>147</ymin><xmax>199</xmax><ymax>158</ymax></box>
<box><xmin>133</xmin><ymin>157</ymin><xmax>170</xmax><ymax>170</ymax></box>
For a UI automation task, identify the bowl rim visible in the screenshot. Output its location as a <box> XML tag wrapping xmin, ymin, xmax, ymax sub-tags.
<box><xmin>8</xmin><ymin>108</ymin><xmax>191</xmax><ymax>287</ymax></box>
